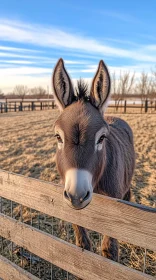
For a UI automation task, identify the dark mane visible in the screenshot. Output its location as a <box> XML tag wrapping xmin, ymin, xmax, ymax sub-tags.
<box><xmin>75</xmin><ymin>79</ymin><xmax>90</xmax><ymax>102</ymax></box>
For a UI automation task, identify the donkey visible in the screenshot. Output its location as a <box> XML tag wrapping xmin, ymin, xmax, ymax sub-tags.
<box><xmin>52</xmin><ymin>58</ymin><xmax>135</xmax><ymax>261</ymax></box>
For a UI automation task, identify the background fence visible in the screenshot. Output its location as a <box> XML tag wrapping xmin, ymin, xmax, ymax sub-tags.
<box><xmin>0</xmin><ymin>99</ymin><xmax>55</xmax><ymax>113</ymax></box>
<box><xmin>0</xmin><ymin>99</ymin><xmax>156</xmax><ymax>114</ymax></box>
<box><xmin>0</xmin><ymin>169</ymin><xmax>155</xmax><ymax>279</ymax></box>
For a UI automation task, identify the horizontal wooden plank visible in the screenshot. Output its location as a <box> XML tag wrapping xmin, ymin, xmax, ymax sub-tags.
<box><xmin>0</xmin><ymin>169</ymin><xmax>155</xmax><ymax>251</ymax></box>
<box><xmin>0</xmin><ymin>213</ymin><xmax>154</xmax><ymax>280</ymax></box>
<box><xmin>0</xmin><ymin>255</ymin><xmax>39</xmax><ymax>280</ymax></box>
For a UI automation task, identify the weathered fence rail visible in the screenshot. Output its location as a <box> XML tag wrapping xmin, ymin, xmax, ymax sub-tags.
<box><xmin>0</xmin><ymin>99</ymin><xmax>156</xmax><ymax>113</ymax></box>
<box><xmin>0</xmin><ymin>169</ymin><xmax>155</xmax><ymax>280</ymax></box>
<box><xmin>0</xmin><ymin>255</ymin><xmax>39</xmax><ymax>280</ymax></box>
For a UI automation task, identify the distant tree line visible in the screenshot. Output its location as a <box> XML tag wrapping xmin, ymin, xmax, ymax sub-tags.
<box><xmin>0</xmin><ymin>86</ymin><xmax>53</xmax><ymax>100</ymax></box>
<box><xmin>111</xmin><ymin>69</ymin><xmax>156</xmax><ymax>105</ymax></box>
<box><xmin>0</xmin><ymin>69</ymin><xmax>156</xmax><ymax>102</ymax></box>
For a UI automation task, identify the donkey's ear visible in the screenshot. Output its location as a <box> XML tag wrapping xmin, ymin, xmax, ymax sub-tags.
<box><xmin>90</xmin><ymin>60</ymin><xmax>111</xmax><ymax>114</ymax></box>
<box><xmin>52</xmin><ymin>58</ymin><xmax>75</xmax><ymax>111</ymax></box>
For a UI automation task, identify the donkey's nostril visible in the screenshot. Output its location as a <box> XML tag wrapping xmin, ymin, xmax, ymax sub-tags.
<box><xmin>64</xmin><ymin>190</ymin><xmax>72</xmax><ymax>201</ymax></box>
<box><xmin>80</xmin><ymin>191</ymin><xmax>90</xmax><ymax>203</ymax></box>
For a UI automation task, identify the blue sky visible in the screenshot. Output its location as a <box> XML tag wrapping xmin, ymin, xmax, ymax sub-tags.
<box><xmin>0</xmin><ymin>0</ymin><xmax>156</xmax><ymax>93</ymax></box>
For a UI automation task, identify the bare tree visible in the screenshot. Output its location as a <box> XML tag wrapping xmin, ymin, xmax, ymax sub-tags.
<box><xmin>136</xmin><ymin>72</ymin><xmax>147</xmax><ymax>99</ymax></box>
<box><xmin>147</xmin><ymin>69</ymin><xmax>156</xmax><ymax>112</ymax></box>
<box><xmin>150</xmin><ymin>68</ymin><xmax>156</xmax><ymax>99</ymax></box>
<box><xmin>112</xmin><ymin>71</ymin><xmax>135</xmax><ymax>110</ymax></box>
<box><xmin>111</xmin><ymin>72</ymin><xmax>117</xmax><ymax>95</ymax></box>
<box><xmin>118</xmin><ymin>72</ymin><xmax>135</xmax><ymax>95</ymax></box>
<box><xmin>135</xmin><ymin>72</ymin><xmax>153</xmax><ymax>106</ymax></box>
<box><xmin>13</xmin><ymin>85</ymin><xmax>29</xmax><ymax>100</ymax></box>
<box><xmin>29</xmin><ymin>87</ymin><xmax>46</xmax><ymax>98</ymax></box>
<box><xmin>111</xmin><ymin>72</ymin><xmax>120</xmax><ymax>108</ymax></box>
<box><xmin>0</xmin><ymin>89</ymin><xmax>4</xmax><ymax>99</ymax></box>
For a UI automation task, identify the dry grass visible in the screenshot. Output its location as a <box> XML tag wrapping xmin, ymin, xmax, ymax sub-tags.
<box><xmin>0</xmin><ymin>109</ymin><xmax>155</xmax><ymax>277</ymax></box>
<box><xmin>0</xmin><ymin>110</ymin><xmax>155</xmax><ymax>206</ymax></box>
<box><xmin>0</xmin><ymin>110</ymin><xmax>59</xmax><ymax>182</ymax></box>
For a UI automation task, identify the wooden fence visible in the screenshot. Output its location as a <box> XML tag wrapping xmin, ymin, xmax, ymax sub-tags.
<box><xmin>0</xmin><ymin>99</ymin><xmax>55</xmax><ymax>113</ymax></box>
<box><xmin>108</xmin><ymin>99</ymin><xmax>156</xmax><ymax>113</ymax></box>
<box><xmin>0</xmin><ymin>99</ymin><xmax>156</xmax><ymax>113</ymax></box>
<box><xmin>0</xmin><ymin>169</ymin><xmax>155</xmax><ymax>280</ymax></box>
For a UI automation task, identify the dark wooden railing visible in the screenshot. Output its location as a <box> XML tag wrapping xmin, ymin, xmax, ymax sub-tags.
<box><xmin>0</xmin><ymin>99</ymin><xmax>156</xmax><ymax>114</ymax></box>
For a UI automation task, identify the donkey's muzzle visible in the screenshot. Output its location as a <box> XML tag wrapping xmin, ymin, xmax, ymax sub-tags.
<box><xmin>64</xmin><ymin>168</ymin><xmax>93</xmax><ymax>210</ymax></box>
<box><xmin>64</xmin><ymin>189</ymin><xmax>91</xmax><ymax>209</ymax></box>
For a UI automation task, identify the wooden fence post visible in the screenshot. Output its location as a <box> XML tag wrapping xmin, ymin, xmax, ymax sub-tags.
<box><xmin>19</xmin><ymin>102</ymin><xmax>23</xmax><ymax>111</ymax></box>
<box><xmin>31</xmin><ymin>102</ymin><xmax>34</xmax><ymax>111</ymax></box>
<box><xmin>0</xmin><ymin>103</ymin><xmax>3</xmax><ymax>113</ymax></box>
<box><xmin>40</xmin><ymin>102</ymin><xmax>43</xmax><ymax>110</ymax></box>
<box><xmin>5</xmin><ymin>103</ymin><xmax>8</xmax><ymax>113</ymax></box>
<box><xmin>145</xmin><ymin>99</ymin><xmax>148</xmax><ymax>113</ymax></box>
<box><xmin>124</xmin><ymin>100</ymin><xmax>126</xmax><ymax>113</ymax></box>
<box><xmin>14</xmin><ymin>102</ymin><xmax>16</xmax><ymax>112</ymax></box>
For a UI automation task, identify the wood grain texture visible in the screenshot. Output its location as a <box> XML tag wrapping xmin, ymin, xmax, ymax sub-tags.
<box><xmin>0</xmin><ymin>255</ymin><xmax>39</xmax><ymax>280</ymax></box>
<box><xmin>0</xmin><ymin>169</ymin><xmax>155</xmax><ymax>251</ymax></box>
<box><xmin>0</xmin><ymin>213</ymin><xmax>154</xmax><ymax>280</ymax></box>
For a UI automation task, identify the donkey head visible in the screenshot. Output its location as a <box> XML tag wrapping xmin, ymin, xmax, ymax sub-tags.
<box><xmin>52</xmin><ymin>59</ymin><xmax>111</xmax><ymax>209</ymax></box>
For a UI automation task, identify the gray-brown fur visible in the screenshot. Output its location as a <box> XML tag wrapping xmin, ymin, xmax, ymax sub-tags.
<box><xmin>52</xmin><ymin>58</ymin><xmax>135</xmax><ymax>262</ymax></box>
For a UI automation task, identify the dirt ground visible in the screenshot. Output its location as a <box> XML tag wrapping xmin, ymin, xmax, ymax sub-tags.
<box><xmin>0</xmin><ymin>109</ymin><xmax>155</xmax><ymax>278</ymax></box>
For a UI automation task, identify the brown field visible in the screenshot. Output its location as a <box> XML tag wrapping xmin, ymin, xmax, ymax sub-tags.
<box><xmin>0</xmin><ymin>109</ymin><xmax>156</xmax><ymax>278</ymax></box>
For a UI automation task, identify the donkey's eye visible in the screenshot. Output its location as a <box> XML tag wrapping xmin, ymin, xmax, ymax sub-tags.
<box><xmin>54</xmin><ymin>134</ymin><xmax>63</xmax><ymax>143</ymax></box>
<box><xmin>97</xmin><ymin>134</ymin><xmax>106</xmax><ymax>144</ymax></box>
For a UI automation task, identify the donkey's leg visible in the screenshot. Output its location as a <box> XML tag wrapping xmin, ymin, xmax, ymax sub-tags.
<box><xmin>101</xmin><ymin>236</ymin><xmax>119</xmax><ymax>261</ymax></box>
<box><xmin>123</xmin><ymin>188</ymin><xmax>131</xmax><ymax>201</ymax></box>
<box><xmin>72</xmin><ymin>224</ymin><xmax>91</xmax><ymax>251</ymax></box>
<box><xmin>72</xmin><ymin>225</ymin><xmax>91</xmax><ymax>280</ymax></box>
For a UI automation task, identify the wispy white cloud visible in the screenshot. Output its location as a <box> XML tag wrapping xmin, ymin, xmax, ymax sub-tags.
<box><xmin>139</xmin><ymin>34</ymin><xmax>156</xmax><ymax>41</ymax></box>
<box><xmin>0</xmin><ymin>67</ymin><xmax>51</xmax><ymax>76</ymax></box>
<box><xmin>0</xmin><ymin>51</ymin><xmax>88</xmax><ymax>65</ymax></box>
<box><xmin>99</xmin><ymin>10</ymin><xmax>138</xmax><ymax>23</ymax></box>
<box><xmin>0</xmin><ymin>46</ymin><xmax>42</xmax><ymax>53</ymax></box>
<box><xmin>0</xmin><ymin>19</ymin><xmax>156</xmax><ymax>63</ymax></box>
<box><xmin>0</xmin><ymin>18</ymin><xmax>156</xmax><ymax>93</ymax></box>
<box><xmin>81</xmin><ymin>63</ymin><xmax>154</xmax><ymax>76</ymax></box>
<box><xmin>0</xmin><ymin>65</ymin><xmax>85</xmax><ymax>77</ymax></box>
<box><xmin>144</xmin><ymin>45</ymin><xmax>156</xmax><ymax>51</ymax></box>
<box><xmin>99</xmin><ymin>38</ymin><xmax>139</xmax><ymax>47</ymax></box>
<box><xmin>64</xmin><ymin>60</ymin><xmax>87</xmax><ymax>65</ymax></box>
<box><xmin>0</xmin><ymin>51</ymin><xmax>44</xmax><ymax>59</ymax></box>
<box><xmin>0</xmin><ymin>60</ymin><xmax>34</xmax><ymax>65</ymax></box>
